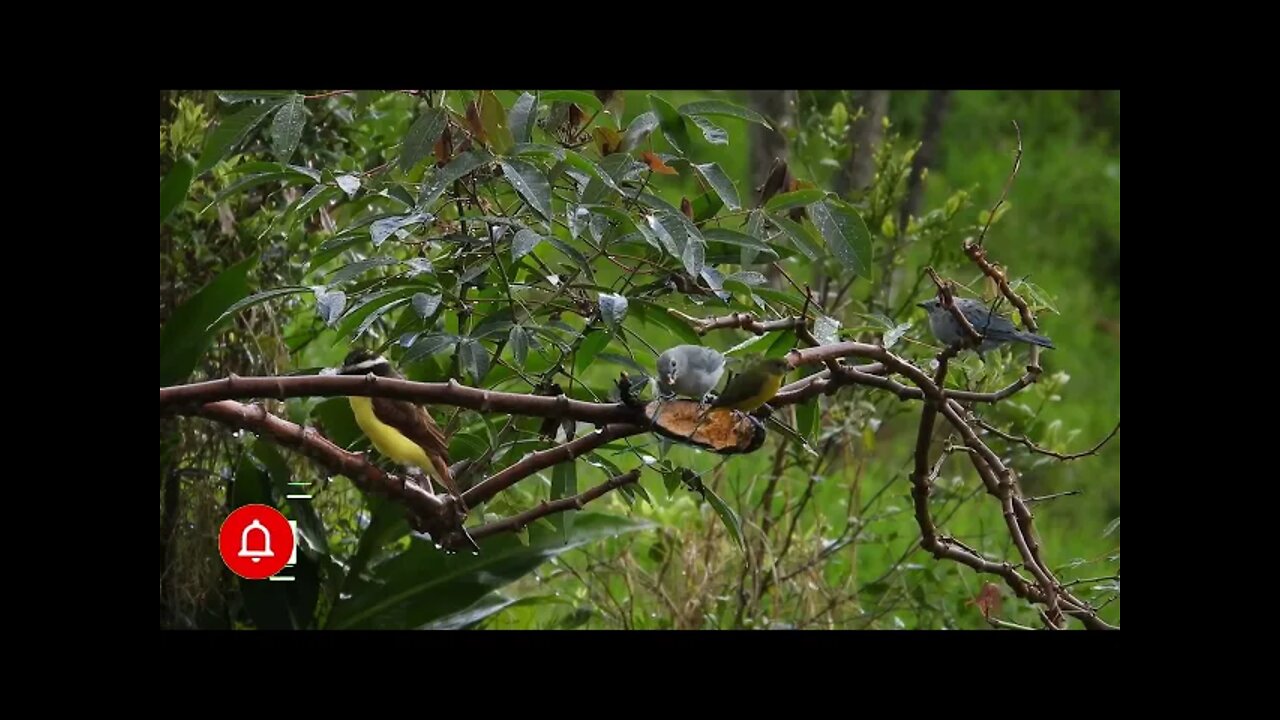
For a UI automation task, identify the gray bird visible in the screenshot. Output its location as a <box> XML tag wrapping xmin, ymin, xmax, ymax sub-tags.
<box><xmin>917</xmin><ymin>297</ymin><xmax>1055</xmax><ymax>356</ymax></box>
<box><xmin>656</xmin><ymin>345</ymin><xmax>726</xmax><ymax>400</ymax></box>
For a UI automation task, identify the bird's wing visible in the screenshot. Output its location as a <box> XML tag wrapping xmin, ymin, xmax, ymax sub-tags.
<box><xmin>697</xmin><ymin>347</ymin><xmax>726</xmax><ymax>370</ymax></box>
<box><xmin>963</xmin><ymin>304</ymin><xmax>1016</xmax><ymax>336</ymax></box>
<box><xmin>370</xmin><ymin>397</ymin><xmax>458</xmax><ymax>495</ymax></box>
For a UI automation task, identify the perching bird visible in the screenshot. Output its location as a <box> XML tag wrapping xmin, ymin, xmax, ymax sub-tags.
<box><xmin>656</xmin><ymin>345</ymin><xmax>726</xmax><ymax>400</ymax></box>
<box><xmin>338</xmin><ymin>350</ymin><xmax>462</xmax><ymax>505</ymax></box>
<box><xmin>711</xmin><ymin>357</ymin><xmax>791</xmax><ymax>412</ymax></box>
<box><xmin>917</xmin><ymin>297</ymin><xmax>1055</xmax><ymax>355</ymax></box>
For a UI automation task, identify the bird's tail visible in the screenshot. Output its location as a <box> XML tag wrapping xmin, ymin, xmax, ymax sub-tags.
<box><xmin>1016</xmin><ymin>331</ymin><xmax>1055</xmax><ymax>349</ymax></box>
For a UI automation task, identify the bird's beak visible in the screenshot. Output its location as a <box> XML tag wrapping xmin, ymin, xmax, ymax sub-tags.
<box><xmin>916</xmin><ymin>301</ymin><xmax>928</xmax><ymax>309</ymax></box>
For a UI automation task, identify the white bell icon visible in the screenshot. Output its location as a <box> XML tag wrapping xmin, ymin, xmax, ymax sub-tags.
<box><xmin>237</xmin><ymin>519</ymin><xmax>275</xmax><ymax>564</ymax></box>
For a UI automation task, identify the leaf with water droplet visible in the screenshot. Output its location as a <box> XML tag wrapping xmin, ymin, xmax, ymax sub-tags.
<box><xmin>884</xmin><ymin>321</ymin><xmax>912</xmax><ymax>349</ymax></box>
<box><xmin>682</xmin><ymin>238</ymin><xmax>705</xmax><ymax>278</ymax></box>
<box><xmin>689</xmin><ymin>115</ymin><xmax>727</xmax><ymax>145</ymax></box>
<box><xmin>509</xmin><ymin>325</ymin><xmax>529</xmax><ymax>367</ymax></box>
<box><xmin>511</xmin><ymin>228</ymin><xmax>542</xmax><ymax>262</ymax></box>
<box><xmin>598</xmin><ymin>293</ymin><xmax>628</xmax><ymax>330</ymax></box>
<box><xmin>399</xmin><ymin>108</ymin><xmax>447</xmax><ymax>172</ymax></box>
<box><xmin>411</xmin><ymin>293</ymin><xmax>442</xmax><ymax>319</ymax></box>
<box><xmin>369</xmin><ymin>212</ymin><xmax>431</xmax><ymax>248</ymax></box>
<box><xmin>458</xmin><ymin>339</ymin><xmax>491</xmax><ymax>384</ymax></box>
<box><xmin>508</xmin><ymin>92</ymin><xmax>538</xmax><ymax>144</ymax></box>
<box><xmin>692</xmin><ymin>162</ymin><xmax>741</xmax><ymax>211</ymax></box>
<box><xmin>814</xmin><ymin>314</ymin><xmax>841</xmax><ymax>346</ymax></box>
<box><xmin>404</xmin><ymin>333</ymin><xmax>458</xmax><ymax>363</ymax></box>
<box><xmin>316</xmin><ymin>290</ymin><xmax>346</xmax><ymax>326</ymax></box>
<box><xmin>336</xmin><ymin>174</ymin><xmax>361</xmax><ymax>199</ymax></box>
<box><xmin>270</xmin><ymin>94</ymin><xmax>306</xmax><ymax>162</ymax></box>
<box><xmin>406</xmin><ymin>257</ymin><xmax>433</xmax><ymax>277</ymax></box>
<box><xmin>498</xmin><ymin>158</ymin><xmax>552</xmax><ymax>220</ymax></box>
<box><xmin>810</xmin><ymin>199</ymin><xmax>872</xmax><ymax>274</ymax></box>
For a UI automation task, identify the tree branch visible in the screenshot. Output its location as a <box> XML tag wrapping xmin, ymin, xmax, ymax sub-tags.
<box><xmin>463</xmin><ymin>424</ymin><xmax>643</xmax><ymax>506</ymax></box>
<box><xmin>468</xmin><ymin>469</ymin><xmax>642</xmax><ymax>541</ymax></box>
<box><xmin>978</xmin><ymin>418</ymin><xmax>1121</xmax><ymax>461</ymax></box>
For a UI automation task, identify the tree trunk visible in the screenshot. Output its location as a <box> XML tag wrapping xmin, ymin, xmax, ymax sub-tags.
<box><xmin>836</xmin><ymin>90</ymin><xmax>890</xmax><ymax>196</ymax></box>
<box><xmin>899</xmin><ymin>90</ymin><xmax>952</xmax><ymax>229</ymax></box>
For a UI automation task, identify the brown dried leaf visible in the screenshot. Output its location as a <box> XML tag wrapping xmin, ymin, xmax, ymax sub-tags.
<box><xmin>968</xmin><ymin>582</ymin><xmax>1003</xmax><ymax>619</ymax></box>
<box><xmin>642</xmin><ymin>150</ymin><xmax>678</xmax><ymax>176</ymax></box>
<box><xmin>680</xmin><ymin>197</ymin><xmax>694</xmax><ymax>220</ymax></box>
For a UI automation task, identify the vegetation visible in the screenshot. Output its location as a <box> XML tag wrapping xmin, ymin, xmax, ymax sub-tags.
<box><xmin>159</xmin><ymin>89</ymin><xmax>1120</xmax><ymax>630</ymax></box>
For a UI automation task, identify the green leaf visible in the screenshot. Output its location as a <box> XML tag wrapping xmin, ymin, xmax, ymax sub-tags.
<box><xmin>703</xmin><ymin>228</ymin><xmax>776</xmax><ymax>256</ymax></box>
<box><xmin>370</xmin><ymin>212</ymin><xmax>432</xmax><ymax>247</ymax></box>
<box><xmin>477</xmin><ymin>90</ymin><xmax>515</xmax><ymax>155</ymax></box>
<box><xmin>325</xmin><ymin>257</ymin><xmax>400</xmax><ymax>287</ymax></box>
<box><xmin>201</xmin><ymin>171</ymin><xmax>298</xmax><ymax>213</ymax></box>
<box><xmin>404</xmin><ymin>333</ymin><xmax>459</xmax><ymax>363</ymax></box>
<box><xmin>689</xmin><ymin>115</ymin><xmax>728</xmax><ymax>145</ymax></box>
<box><xmin>690</xmin><ymin>190</ymin><xmax>724</xmax><ymax>223</ymax></box>
<box><xmin>692</xmin><ymin>162</ymin><xmax>741</xmax><ymax>211</ymax></box>
<box><xmin>399</xmin><ymin>108</ymin><xmax>448</xmax><ymax>172</ymax></box>
<box><xmin>621</xmin><ymin>111</ymin><xmax>660</xmax><ymax>152</ymax></box>
<box><xmin>336</xmin><ymin>174</ymin><xmax>361</xmax><ymax>199</ymax></box>
<box><xmin>551</xmin><ymin>461</ymin><xmax>578</xmax><ymax>541</ymax></box>
<box><xmin>631</xmin><ymin>299</ymin><xmax>702</xmax><ymax>346</ymax></box>
<box><xmin>412</xmin><ymin>292</ymin><xmax>442</xmax><ymax>319</ymax></box>
<box><xmin>545</xmin><ymin>235</ymin><xmax>589</xmax><ymax>267</ymax></box>
<box><xmin>508</xmin><ymin>92</ymin><xmax>538</xmax><ymax>144</ymax></box>
<box><xmin>702</xmin><ymin>485</ymin><xmax>745</xmax><ymax>551</ymax></box>
<box><xmin>422</xmin><ymin>593</ymin><xmax>568</xmax><ymax>630</ymax></box>
<box><xmin>195</xmin><ymin>100</ymin><xmax>286</xmax><ymax>176</ymax></box>
<box><xmin>678</xmin><ymin>100</ymin><xmax>772</xmax><ymax>129</ymax></box>
<box><xmin>336</xmin><ymin>288</ymin><xmax>418</xmax><ymax>340</ymax></box>
<box><xmin>649</xmin><ymin>95</ymin><xmax>692</xmax><ymax>156</ymax></box>
<box><xmin>574</xmin><ymin>330</ymin><xmax>613</xmax><ymax>375</ymax></box>
<box><xmin>217</xmin><ymin>90</ymin><xmax>294</xmax><ymax>104</ymax></box>
<box><xmin>810</xmin><ymin>199</ymin><xmax>872</xmax><ymax>275</ymax></box>
<box><xmin>316</xmin><ymin>290</ymin><xmax>347</xmax><ymax>326</ymax></box>
<box><xmin>160</xmin><ymin>254</ymin><xmax>259</xmax><ymax>386</ymax></box>
<box><xmin>458</xmin><ymin>339</ymin><xmax>491</xmax><ymax>384</ymax></box>
<box><xmin>884</xmin><ymin>321</ymin><xmax>912</xmax><ymax>349</ymax></box>
<box><xmin>682</xmin><ymin>237</ymin><xmax>706</xmax><ymax>277</ymax></box>
<box><xmin>509</xmin><ymin>325</ymin><xmax>530</xmax><ymax>367</ymax></box>
<box><xmin>598</xmin><ymin>293</ymin><xmax>628</xmax><ymax>331</ymax></box>
<box><xmin>770</xmin><ymin>214</ymin><xmax>824</xmax><ymax>261</ymax></box>
<box><xmin>511</xmin><ymin>228</ymin><xmax>542</xmax><ymax>261</ymax></box>
<box><xmin>765</xmin><ymin>189</ymin><xmax>826</xmax><ymax>213</ymax></box>
<box><xmin>160</xmin><ymin>156</ymin><xmax>195</xmax><ymax>225</ymax></box>
<box><xmin>419</xmin><ymin>150</ymin><xmax>493</xmax><ymax>207</ymax></box>
<box><xmin>325</xmin><ymin>512</ymin><xmax>651</xmax><ymax>629</ymax></box>
<box><xmin>540</xmin><ymin>90</ymin><xmax>602</xmax><ymax>112</ymax></box>
<box><xmin>814</xmin><ymin>313</ymin><xmax>841</xmax><ymax>346</ymax></box>
<box><xmin>269</xmin><ymin>95</ymin><xmax>306</xmax><ymax>162</ymax></box>
<box><xmin>498</xmin><ymin>158</ymin><xmax>552</xmax><ymax>220</ymax></box>
<box><xmin>563</xmin><ymin>150</ymin><xmax>623</xmax><ymax>196</ymax></box>
<box><xmin>206</xmin><ymin>285</ymin><xmax>309</xmax><ymax>331</ymax></box>
<box><xmin>796</xmin><ymin>400</ymin><xmax>819</xmax><ymax>443</ymax></box>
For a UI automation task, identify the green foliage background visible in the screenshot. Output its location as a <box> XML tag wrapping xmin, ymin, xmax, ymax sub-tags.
<box><xmin>159</xmin><ymin>89</ymin><xmax>1119</xmax><ymax>630</ymax></box>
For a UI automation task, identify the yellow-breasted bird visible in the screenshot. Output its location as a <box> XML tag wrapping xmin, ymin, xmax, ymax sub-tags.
<box><xmin>711</xmin><ymin>357</ymin><xmax>791</xmax><ymax>412</ymax></box>
<box><xmin>339</xmin><ymin>350</ymin><xmax>462</xmax><ymax>506</ymax></box>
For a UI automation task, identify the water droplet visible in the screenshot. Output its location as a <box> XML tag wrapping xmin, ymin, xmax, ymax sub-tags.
<box><xmin>339</xmin><ymin>593</ymin><xmax>352</xmax><ymax>600</ymax></box>
<box><xmin>433</xmin><ymin>543</ymin><xmax>442</xmax><ymax>550</ymax></box>
<box><xmin>471</xmin><ymin>551</ymin><xmax>480</xmax><ymax>556</ymax></box>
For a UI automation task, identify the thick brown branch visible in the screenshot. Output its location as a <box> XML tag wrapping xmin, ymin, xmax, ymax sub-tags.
<box><xmin>468</xmin><ymin>469</ymin><xmax>642</xmax><ymax>541</ymax></box>
<box><xmin>463</xmin><ymin>424</ymin><xmax>643</xmax><ymax>506</ymax></box>
<box><xmin>192</xmin><ymin>401</ymin><xmax>466</xmax><ymax>542</ymax></box>
<box><xmin>160</xmin><ymin>375</ymin><xmax>640</xmax><ymax>424</ymax></box>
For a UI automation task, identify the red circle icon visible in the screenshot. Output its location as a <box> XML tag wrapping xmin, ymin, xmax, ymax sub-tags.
<box><xmin>218</xmin><ymin>504</ymin><xmax>295</xmax><ymax>580</ymax></box>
